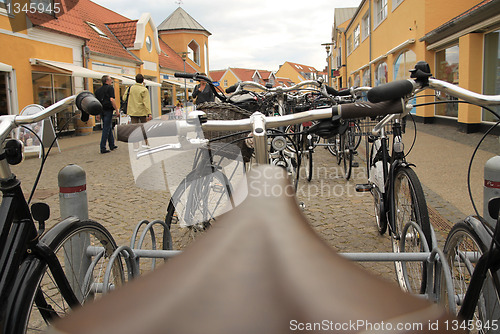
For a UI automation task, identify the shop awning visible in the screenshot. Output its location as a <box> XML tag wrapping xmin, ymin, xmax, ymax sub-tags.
<box><xmin>0</xmin><ymin>62</ymin><xmax>12</xmax><ymax>72</ymax></box>
<box><xmin>123</xmin><ymin>75</ymin><xmax>161</xmax><ymax>87</ymax></box>
<box><xmin>108</xmin><ymin>74</ymin><xmax>136</xmax><ymax>85</ymax></box>
<box><xmin>163</xmin><ymin>79</ymin><xmax>183</xmax><ymax>87</ymax></box>
<box><xmin>31</xmin><ymin>59</ymin><xmax>105</xmax><ymax>79</ymax></box>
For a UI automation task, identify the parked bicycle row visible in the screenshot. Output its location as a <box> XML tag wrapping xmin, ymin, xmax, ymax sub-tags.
<box><xmin>1</xmin><ymin>61</ymin><xmax>499</xmax><ymax>332</ymax></box>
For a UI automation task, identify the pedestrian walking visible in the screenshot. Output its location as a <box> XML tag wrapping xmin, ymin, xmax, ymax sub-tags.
<box><xmin>124</xmin><ymin>74</ymin><xmax>152</xmax><ymax>150</ymax></box>
<box><xmin>192</xmin><ymin>73</ymin><xmax>215</xmax><ymax>105</ymax></box>
<box><xmin>95</xmin><ymin>75</ymin><xmax>118</xmax><ymax>154</ymax></box>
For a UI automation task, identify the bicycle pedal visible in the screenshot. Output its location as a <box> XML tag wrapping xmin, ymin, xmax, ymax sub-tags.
<box><xmin>355</xmin><ymin>183</ymin><xmax>372</xmax><ymax>192</ymax></box>
<box><xmin>352</xmin><ymin>162</ymin><xmax>359</xmax><ymax>167</ymax></box>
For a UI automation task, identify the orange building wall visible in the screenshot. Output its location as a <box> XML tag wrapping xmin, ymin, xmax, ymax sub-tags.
<box><xmin>159</xmin><ymin>31</ymin><xmax>208</xmax><ymax>73</ymax></box>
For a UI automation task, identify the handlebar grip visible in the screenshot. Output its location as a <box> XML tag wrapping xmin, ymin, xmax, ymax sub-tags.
<box><xmin>174</xmin><ymin>72</ymin><xmax>195</xmax><ymax>79</ymax></box>
<box><xmin>325</xmin><ymin>86</ymin><xmax>352</xmax><ymax>97</ymax></box>
<box><xmin>337</xmin><ymin>100</ymin><xmax>404</xmax><ymax>119</ymax></box>
<box><xmin>76</xmin><ymin>91</ymin><xmax>102</xmax><ymax>116</ymax></box>
<box><xmin>367</xmin><ymin>80</ymin><xmax>414</xmax><ymax>103</ymax></box>
<box><xmin>225</xmin><ymin>84</ymin><xmax>238</xmax><ymax>94</ymax></box>
<box><xmin>117</xmin><ymin>120</ymin><xmax>178</xmax><ymax>143</ymax></box>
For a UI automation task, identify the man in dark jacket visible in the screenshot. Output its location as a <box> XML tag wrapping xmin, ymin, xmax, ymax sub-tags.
<box><xmin>95</xmin><ymin>75</ymin><xmax>118</xmax><ymax>153</ymax></box>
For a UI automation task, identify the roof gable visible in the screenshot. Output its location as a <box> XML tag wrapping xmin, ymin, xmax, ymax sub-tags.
<box><xmin>158</xmin><ymin>7</ymin><xmax>210</xmax><ymax>35</ymax></box>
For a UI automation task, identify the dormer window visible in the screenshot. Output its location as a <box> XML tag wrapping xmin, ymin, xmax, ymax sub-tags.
<box><xmin>86</xmin><ymin>22</ymin><xmax>108</xmax><ymax>38</ymax></box>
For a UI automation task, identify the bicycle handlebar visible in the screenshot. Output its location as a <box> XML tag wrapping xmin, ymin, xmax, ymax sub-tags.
<box><xmin>117</xmin><ymin>100</ymin><xmax>405</xmax><ymax>143</ymax></box>
<box><xmin>367</xmin><ymin>80</ymin><xmax>416</xmax><ymax>103</ymax></box>
<box><xmin>0</xmin><ymin>92</ymin><xmax>102</xmax><ymax>144</ymax></box>
<box><xmin>367</xmin><ymin>71</ymin><xmax>500</xmax><ymax>106</ymax></box>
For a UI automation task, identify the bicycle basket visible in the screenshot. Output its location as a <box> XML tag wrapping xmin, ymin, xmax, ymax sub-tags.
<box><xmin>196</xmin><ymin>102</ymin><xmax>253</xmax><ymax>162</ymax></box>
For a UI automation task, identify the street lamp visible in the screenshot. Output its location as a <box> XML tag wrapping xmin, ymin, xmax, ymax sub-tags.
<box><xmin>321</xmin><ymin>42</ymin><xmax>335</xmax><ymax>86</ymax></box>
<box><xmin>178</xmin><ymin>52</ymin><xmax>188</xmax><ymax>106</ymax></box>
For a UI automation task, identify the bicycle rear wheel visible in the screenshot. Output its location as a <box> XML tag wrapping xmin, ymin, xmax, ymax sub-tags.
<box><xmin>5</xmin><ymin>218</ymin><xmax>124</xmax><ymax>334</ymax></box>
<box><xmin>441</xmin><ymin>220</ymin><xmax>500</xmax><ymax>333</ymax></box>
<box><xmin>342</xmin><ymin>129</ymin><xmax>353</xmax><ymax>180</ymax></box>
<box><xmin>391</xmin><ymin>167</ymin><xmax>432</xmax><ymax>294</ymax></box>
<box><xmin>165</xmin><ymin>169</ymin><xmax>233</xmax><ymax>250</ymax></box>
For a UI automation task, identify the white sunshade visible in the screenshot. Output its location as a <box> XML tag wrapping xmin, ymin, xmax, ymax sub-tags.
<box><xmin>108</xmin><ymin>74</ymin><xmax>136</xmax><ymax>85</ymax></box>
<box><xmin>123</xmin><ymin>75</ymin><xmax>161</xmax><ymax>87</ymax></box>
<box><xmin>0</xmin><ymin>62</ymin><xmax>12</xmax><ymax>72</ymax></box>
<box><xmin>32</xmin><ymin>59</ymin><xmax>105</xmax><ymax>79</ymax></box>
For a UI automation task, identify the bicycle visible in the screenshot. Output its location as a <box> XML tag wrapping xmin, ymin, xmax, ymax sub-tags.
<box><xmin>157</xmin><ymin>74</ymin><xmax>351</xmax><ymax>247</ymax></box>
<box><xmin>49</xmin><ymin>95</ymin><xmax>465</xmax><ymax>334</ymax></box>
<box><xmin>366</xmin><ymin>60</ymin><xmax>500</xmax><ymax>332</ymax></box>
<box><xmin>0</xmin><ymin>92</ymin><xmax>127</xmax><ymax>333</ymax></box>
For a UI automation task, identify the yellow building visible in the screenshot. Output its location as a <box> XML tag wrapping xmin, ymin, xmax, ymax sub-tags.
<box><xmin>0</xmin><ymin>1</ymin><xmax>204</xmax><ymax>133</ymax></box>
<box><xmin>211</xmin><ymin>68</ymin><xmax>281</xmax><ymax>92</ymax></box>
<box><xmin>331</xmin><ymin>0</ymin><xmax>500</xmax><ymax>132</ymax></box>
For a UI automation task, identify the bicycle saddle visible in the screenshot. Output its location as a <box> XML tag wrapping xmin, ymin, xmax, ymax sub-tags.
<box><xmin>50</xmin><ymin>166</ymin><xmax>459</xmax><ymax>334</ymax></box>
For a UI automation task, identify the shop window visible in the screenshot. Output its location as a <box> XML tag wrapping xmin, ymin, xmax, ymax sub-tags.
<box><xmin>32</xmin><ymin>72</ymin><xmax>74</xmax><ymax>132</ymax></box>
<box><xmin>362</xmin><ymin>68</ymin><xmax>371</xmax><ymax>86</ymax></box>
<box><xmin>374</xmin><ymin>62</ymin><xmax>388</xmax><ymax>86</ymax></box>
<box><xmin>483</xmin><ymin>29</ymin><xmax>500</xmax><ymax>122</ymax></box>
<box><xmin>394</xmin><ymin>50</ymin><xmax>416</xmax><ymax>80</ymax></box>
<box><xmin>188</xmin><ymin>40</ymin><xmax>200</xmax><ymax>65</ymax></box>
<box><xmin>353</xmin><ymin>73</ymin><xmax>360</xmax><ymax>87</ymax></box>
<box><xmin>435</xmin><ymin>45</ymin><xmax>459</xmax><ymax>117</ymax></box>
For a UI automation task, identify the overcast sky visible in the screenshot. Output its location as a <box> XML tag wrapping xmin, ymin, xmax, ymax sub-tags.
<box><xmin>93</xmin><ymin>0</ymin><xmax>362</xmax><ymax>72</ymax></box>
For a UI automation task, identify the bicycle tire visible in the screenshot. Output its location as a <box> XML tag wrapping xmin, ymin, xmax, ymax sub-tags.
<box><xmin>352</xmin><ymin>121</ymin><xmax>362</xmax><ymax>151</ymax></box>
<box><xmin>441</xmin><ymin>221</ymin><xmax>500</xmax><ymax>333</ymax></box>
<box><xmin>391</xmin><ymin>167</ymin><xmax>432</xmax><ymax>294</ymax></box>
<box><xmin>165</xmin><ymin>170</ymin><xmax>233</xmax><ymax>250</ymax></box>
<box><xmin>342</xmin><ymin>129</ymin><xmax>353</xmax><ymax>180</ymax></box>
<box><xmin>326</xmin><ymin>137</ymin><xmax>336</xmax><ymax>157</ymax></box>
<box><xmin>5</xmin><ymin>218</ymin><xmax>124</xmax><ymax>334</ymax></box>
<box><xmin>304</xmin><ymin>135</ymin><xmax>313</xmax><ymax>182</ymax></box>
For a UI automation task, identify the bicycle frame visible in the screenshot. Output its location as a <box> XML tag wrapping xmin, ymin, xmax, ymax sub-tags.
<box><xmin>0</xmin><ymin>94</ymin><xmax>96</xmax><ymax>329</ymax></box>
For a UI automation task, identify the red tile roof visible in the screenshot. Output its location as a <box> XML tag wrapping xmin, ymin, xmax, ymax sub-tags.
<box><xmin>230</xmin><ymin>68</ymin><xmax>259</xmax><ymax>82</ymax></box>
<box><xmin>107</xmin><ymin>20</ymin><xmax>138</xmax><ymax>48</ymax></box>
<box><xmin>209</xmin><ymin>70</ymin><xmax>226</xmax><ymax>82</ymax></box>
<box><xmin>159</xmin><ymin>38</ymin><xmax>196</xmax><ymax>73</ymax></box>
<box><xmin>28</xmin><ymin>0</ymin><xmax>139</xmax><ymax>62</ymax></box>
<box><xmin>286</xmin><ymin>61</ymin><xmax>318</xmax><ymax>73</ymax></box>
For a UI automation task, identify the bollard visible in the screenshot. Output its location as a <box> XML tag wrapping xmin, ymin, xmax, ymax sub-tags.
<box><xmin>58</xmin><ymin>164</ymin><xmax>89</xmax><ymax>300</ymax></box>
<box><xmin>484</xmin><ymin>156</ymin><xmax>500</xmax><ymax>229</ymax></box>
<box><xmin>59</xmin><ymin>164</ymin><xmax>88</xmax><ymax>220</ymax></box>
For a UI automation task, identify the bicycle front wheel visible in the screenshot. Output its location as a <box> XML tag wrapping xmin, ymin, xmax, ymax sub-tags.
<box><xmin>440</xmin><ymin>220</ymin><xmax>500</xmax><ymax>333</ymax></box>
<box><xmin>165</xmin><ymin>170</ymin><xmax>233</xmax><ymax>250</ymax></box>
<box><xmin>303</xmin><ymin>135</ymin><xmax>313</xmax><ymax>182</ymax></box>
<box><xmin>391</xmin><ymin>167</ymin><xmax>432</xmax><ymax>294</ymax></box>
<box><xmin>6</xmin><ymin>218</ymin><xmax>124</xmax><ymax>334</ymax></box>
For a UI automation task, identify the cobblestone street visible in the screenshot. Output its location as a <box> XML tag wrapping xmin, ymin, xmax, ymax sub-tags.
<box><xmin>10</xmin><ymin>120</ymin><xmax>500</xmax><ymax>286</ymax></box>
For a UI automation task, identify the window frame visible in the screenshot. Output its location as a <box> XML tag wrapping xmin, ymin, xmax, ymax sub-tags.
<box><xmin>362</xmin><ymin>12</ymin><xmax>370</xmax><ymax>41</ymax></box>
<box><xmin>374</xmin><ymin>0</ymin><xmax>388</xmax><ymax>29</ymax></box>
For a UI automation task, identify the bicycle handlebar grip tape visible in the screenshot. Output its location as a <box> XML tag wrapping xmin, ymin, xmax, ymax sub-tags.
<box><xmin>225</xmin><ymin>84</ymin><xmax>238</xmax><ymax>93</ymax></box>
<box><xmin>338</xmin><ymin>100</ymin><xmax>404</xmax><ymax>119</ymax></box>
<box><xmin>174</xmin><ymin>72</ymin><xmax>195</xmax><ymax>79</ymax></box>
<box><xmin>367</xmin><ymin>80</ymin><xmax>414</xmax><ymax>103</ymax></box>
<box><xmin>117</xmin><ymin>120</ymin><xmax>178</xmax><ymax>143</ymax></box>
<box><xmin>76</xmin><ymin>91</ymin><xmax>103</xmax><ymax>116</ymax></box>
